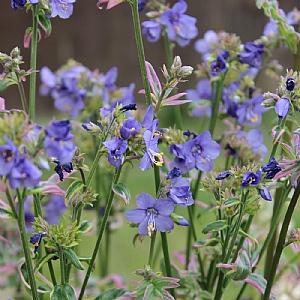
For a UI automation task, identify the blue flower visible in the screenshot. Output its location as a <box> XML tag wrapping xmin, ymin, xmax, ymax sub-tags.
<box><xmin>186</xmin><ymin>78</ymin><xmax>212</xmax><ymax>117</ymax></box>
<box><xmin>166</xmin><ymin>167</ymin><xmax>182</xmax><ymax>180</ymax></box>
<box><xmin>51</xmin><ymin>0</ymin><xmax>75</xmax><ymax>19</ymax></box>
<box><xmin>160</xmin><ymin>0</ymin><xmax>198</xmax><ymax>47</ymax></box>
<box><xmin>120</xmin><ymin>119</ymin><xmax>140</xmax><ymax>140</ymax></box>
<box><xmin>259</xmin><ymin>186</ymin><xmax>272</xmax><ymax>201</ymax></box>
<box><xmin>261</xmin><ymin>157</ymin><xmax>281</xmax><ymax>179</ymax></box>
<box><xmin>125</xmin><ymin>193</ymin><xmax>175</xmax><ymax>236</ymax></box>
<box><xmin>139</xmin><ymin>120</ymin><xmax>163</xmax><ymax>171</ymax></box>
<box><xmin>275</xmin><ymin>97</ymin><xmax>290</xmax><ymax>119</ymax></box>
<box><xmin>167</xmin><ymin>177</ymin><xmax>194</xmax><ymax>206</ymax></box>
<box><xmin>241</xmin><ymin>170</ymin><xmax>262</xmax><ymax>188</ymax></box>
<box><xmin>45</xmin><ymin>195</ymin><xmax>67</xmax><ymax>224</ymax></box>
<box><xmin>238</xmin><ymin>42</ymin><xmax>265</xmax><ymax>68</ymax></box>
<box><xmin>169</xmin><ymin>143</ymin><xmax>193</xmax><ymax>174</ymax></box>
<box><xmin>30</xmin><ymin>232</ymin><xmax>47</xmax><ymax>254</ymax></box>
<box><xmin>210</xmin><ymin>50</ymin><xmax>229</xmax><ymax>77</ymax></box>
<box><xmin>44</xmin><ymin>120</ymin><xmax>76</xmax><ymax>165</ymax></box>
<box><xmin>8</xmin><ymin>156</ymin><xmax>42</xmax><ymax>189</ymax></box>
<box><xmin>195</xmin><ymin>30</ymin><xmax>218</xmax><ymax>58</ymax></box>
<box><xmin>185</xmin><ymin>130</ymin><xmax>221</xmax><ymax>172</ymax></box>
<box><xmin>138</xmin><ymin>0</ymin><xmax>147</xmax><ymax>12</ymax></box>
<box><xmin>11</xmin><ymin>0</ymin><xmax>26</xmax><ymax>10</ymax></box>
<box><xmin>0</xmin><ymin>137</ymin><xmax>18</xmax><ymax>176</ymax></box>
<box><xmin>103</xmin><ymin>138</ymin><xmax>128</xmax><ymax>168</ymax></box>
<box><xmin>237</xmin><ymin>94</ymin><xmax>265</xmax><ymax>127</ymax></box>
<box><xmin>142</xmin><ymin>20</ymin><xmax>162</xmax><ymax>43</ymax></box>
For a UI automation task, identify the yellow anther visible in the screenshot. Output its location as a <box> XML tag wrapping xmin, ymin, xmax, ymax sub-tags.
<box><xmin>250</xmin><ymin>114</ymin><xmax>258</xmax><ymax>123</ymax></box>
<box><xmin>147</xmin><ymin>223</ymin><xmax>155</xmax><ymax>236</ymax></box>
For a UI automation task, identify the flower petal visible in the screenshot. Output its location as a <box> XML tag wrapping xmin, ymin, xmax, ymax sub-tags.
<box><xmin>154</xmin><ymin>198</ymin><xmax>175</xmax><ymax>215</ymax></box>
<box><xmin>155</xmin><ymin>215</ymin><xmax>174</xmax><ymax>232</ymax></box>
<box><xmin>136</xmin><ymin>193</ymin><xmax>155</xmax><ymax>209</ymax></box>
<box><xmin>125</xmin><ymin>209</ymin><xmax>145</xmax><ymax>224</ymax></box>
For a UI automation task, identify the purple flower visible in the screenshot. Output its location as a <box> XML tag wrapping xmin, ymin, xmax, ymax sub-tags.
<box><xmin>238</xmin><ymin>42</ymin><xmax>265</xmax><ymax>68</ymax></box>
<box><xmin>169</xmin><ymin>143</ymin><xmax>193</xmax><ymax>174</ymax></box>
<box><xmin>167</xmin><ymin>177</ymin><xmax>194</xmax><ymax>206</ymax></box>
<box><xmin>103</xmin><ymin>138</ymin><xmax>128</xmax><ymax>168</ymax></box>
<box><xmin>166</xmin><ymin>167</ymin><xmax>182</xmax><ymax>180</ymax></box>
<box><xmin>275</xmin><ymin>97</ymin><xmax>290</xmax><ymax>119</ymax></box>
<box><xmin>210</xmin><ymin>50</ymin><xmax>229</xmax><ymax>77</ymax></box>
<box><xmin>51</xmin><ymin>0</ymin><xmax>75</xmax><ymax>19</ymax></box>
<box><xmin>44</xmin><ymin>120</ymin><xmax>76</xmax><ymax>165</ymax></box>
<box><xmin>125</xmin><ymin>193</ymin><xmax>175</xmax><ymax>236</ymax></box>
<box><xmin>120</xmin><ymin>119</ymin><xmax>140</xmax><ymax>140</ymax></box>
<box><xmin>195</xmin><ymin>30</ymin><xmax>218</xmax><ymax>58</ymax></box>
<box><xmin>286</xmin><ymin>78</ymin><xmax>296</xmax><ymax>91</ymax></box>
<box><xmin>139</xmin><ymin>120</ymin><xmax>163</xmax><ymax>171</ymax></box>
<box><xmin>142</xmin><ymin>20</ymin><xmax>162</xmax><ymax>43</ymax></box>
<box><xmin>120</xmin><ymin>103</ymin><xmax>137</xmax><ymax>112</ymax></box>
<box><xmin>8</xmin><ymin>156</ymin><xmax>42</xmax><ymax>189</ymax></box>
<box><xmin>138</xmin><ymin>0</ymin><xmax>147</xmax><ymax>12</ymax></box>
<box><xmin>40</xmin><ymin>66</ymin><xmax>90</xmax><ymax>118</ymax></box>
<box><xmin>0</xmin><ymin>137</ymin><xmax>18</xmax><ymax>176</ymax></box>
<box><xmin>45</xmin><ymin>195</ymin><xmax>66</xmax><ymax>224</ymax></box>
<box><xmin>259</xmin><ymin>186</ymin><xmax>272</xmax><ymax>201</ymax></box>
<box><xmin>241</xmin><ymin>170</ymin><xmax>262</xmax><ymax>188</ymax></box>
<box><xmin>141</xmin><ymin>105</ymin><xmax>154</xmax><ymax>129</ymax></box>
<box><xmin>216</xmin><ymin>170</ymin><xmax>231</xmax><ymax>180</ymax></box>
<box><xmin>237</xmin><ymin>94</ymin><xmax>265</xmax><ymax>127</ymax></box>
<box><xmin>160</xmin><ymin>0</ymin><xmax>198</xmax><ymax>47</ymax></box>
<box><xmin>30</xmin><ymin>232</ymin><xmax>46</xmax><ymax>254</ymax></box>
<box><xmin>261</xmin><ymin>157</ymin><xmax>281</xmax><ymax>179</ymax></box>
<box><xmin>185</xmin><ymin>130</ymin><xmax>221</xmax><ymax>172</ymax></box>
<box><xmin>11</xmin><ymin>0</ymin><xmax>26</xmax><ymax>10</ymax></box>
<box><xmin>30</xmin><ymin>0</ymin><xmax>39</xmax><ymax>4</ymax></box>
<box><xmin>186</xmin><ymin>79</ymin><xmax>212</xmax><ymax>117</ymax></box>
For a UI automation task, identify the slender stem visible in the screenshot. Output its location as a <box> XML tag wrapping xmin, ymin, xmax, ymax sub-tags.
<box><xmin>48</xmin><ymin>260</ymin><xmax>57</xmax><ymax>286</ymax></box>
<box><xmin>269</xmin><ymin>118</ymin><xmax>286</xmax><ymax>159</ymax></box>
<box><xmin>17</xmin><ymin>81</ymin><xmax>29</xmax><ymax>113</ymax></box>
<box><xmin>129</xmin><ymin>0</ymin><xmax>152</xmax><ymax>107</ymax></box>
<box><xmin>17</xmin><ymin>189</ymin><xmax>39</xmax><ymax>300</ymax></box>
<box><xmin>148</xmin><ymin>233</ymin><xmax>157</xmax><ymax>267</ymax></box>
<box><xmin>263</xmin><ymin>183</ymin><xmax>300</xmax><ymax>300</ymax></box>
<box><xmin>59</xmin><ymin>247</ymin><xmax>66</xmax><ymax>285</ymax></box>
<box><xmin>160</xmin><ymin>232</ymin><xmax>175</xmax><ymax>298</ymax></box>
<box><xmin>209</xmin><ymin>75</ymin><xmax>226</xmax><ymax>138</ymax></box>
<box><xmin>78</xmin><ymin>166</ymin><xmax>123</xmax><ymax>300</ymax></box>
<box><xmin>6</xmin><ymin>187</ymin><xmax>18</xmax><ymax>219</ymax></box>
<box><xmin>29</xmin><ymin>6</ymin><xmax>38</xmax><ymax>121</ymax></box>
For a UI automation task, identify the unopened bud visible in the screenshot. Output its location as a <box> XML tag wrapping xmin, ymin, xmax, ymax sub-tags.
<box><xmin>178</xmin><ymin>66</ymin><xmax>193</xmax><ymax>77</ymax></box>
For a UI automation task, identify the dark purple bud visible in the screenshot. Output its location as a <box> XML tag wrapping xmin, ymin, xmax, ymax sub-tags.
<box><xmin>138</xmin><ymin>0</ymin><xmax>147</xmax><ymax>12</ymax></box>
<box><xmin>275</xmin><ymin>98</ymin><xmax>290</xmax><ymax>119</ymax></box>
<box><xmin>120</xmin><ymin>103</ymin><xmax>137</xmax><ymax>111</ymax></box>
<box><xmin>216</xmin><ymin>170</ymin><xmax>232</xmax><ymax>180</ymax></box>
<box><xmin>259</xmin><ymin>186</ymin><xmax>272</xmax><ymax>201</ymax></box>
<box><xmin>261</xmin><ymin>157</ymin><xmax>281</xmax><ymax>179</ymax></box>
<box><xmin>167</xmin><ymin>167</ymin><xmax>182</xmax><ymax>180</ymax></box>
<box><xmin>30</xmin><ymin>232</ymin><xmax>47</xmax><ymax>254</ymax></box>
<box><xmin>54</xmin><ymin>161</ymin><xmax>73</xmax><ymax>181</ymax></box>
<box><xmin>286</xmin><ymin>78</ymin><xmax>295</xmax><ymax>91</ymax></box>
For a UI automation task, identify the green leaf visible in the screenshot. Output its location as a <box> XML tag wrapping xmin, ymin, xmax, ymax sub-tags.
<box><xmin>94</xmin><ymin>288</ymin><xmax>130</xmax><ymax>300</ymax></box>
<box><xmin>38</xmin><ymin>13</ymin><xmax>52</xmax><ymax>35</ymax></box>
<box><xmin>78</xmin><ymin>220</ymin><xmax>93</xmax><ymax>234</ymax></box>
<box><xmin>50</xmin><ymin>284</ymin><xmax>76</xmax><ymax>300</ymax></box>
<box><xmin>193</xmin><ymin>238</ymin><xmax>221</xmax><ymax>249</ymax></box>
<box><xmin>34</xmin><ymin>253</ymin><xmax>58</xmax><ymax>273</ymax></box>
<box><xmin>202</xmin><ymin>220</ymin><xmax>228</xmax><ymax>234</ymax></box>
<box><xmin>223</xmin><ymin>197</ymin><xmax>241</xmax><ymax>207</ymax></box>
<box><xmin>239</xmin><ymin>229</ymin><xmax>259</xmax><ymax>250</ymax></box>
<box><xmin>65</xmin><ymin>180</ymin><xmax>85</xmax><ymax>207</ymax></box>
<box><xmin>112</xmin><ymin>183</ymin><xmax>131</xmax><ymax>205</ymax></box>
<box><xmin>0</xmin><ymin>206</ymin><xmax>13</xmax><ymax>219</ymax></box>
<box><xmin>63</xmin><ymin>248</ymin><xmax>85</xmax><ymax>270</ymax></box>
<box><xmin>245</xmin><ymin>273</ymin><xmax>277</xmax><ymax>300</ymax></box>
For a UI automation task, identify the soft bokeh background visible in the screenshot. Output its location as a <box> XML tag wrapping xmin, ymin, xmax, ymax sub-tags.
<box><xmin>1</xmin><ymin>0</ymin><xmax>300</xmax><ymax>298</ymax></box>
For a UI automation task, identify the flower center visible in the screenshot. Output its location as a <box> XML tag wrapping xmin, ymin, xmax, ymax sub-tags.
<box><xmin>146</xmin><ymin>208</ymin><xmax>158</xmax><ymax>236</ymax></box>
<box><xmin>2</xmin><ymin>149</ymin><xmax>14</xmax><ymax>162</ymax></box>
<box><xmin>148</xmin><ymin>148</ymin><xmax>164</xmax><ymax>167</ymax></box>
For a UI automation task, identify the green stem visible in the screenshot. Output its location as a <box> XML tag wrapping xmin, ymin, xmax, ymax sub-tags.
<box><xmin>160</xmin><ymin>232</ymin><xmax>175</xmax><ymax>298</ymax></box>
<box><xmin>17</xmin><ymin>81</ymin><xmax>29</xmax><ymax>113</ymax></box>
<box><xmin>263</xmin><ymin>183</ymin><xmax>300</xmax><ymax>300</ymax></box>
<box><xmin>48</xmin><ymin>260</ymin><xmax>57</xmax><ymax>286</ymax></box>
<box><xmin>59</xmin><ymin>247</ymin><xmax>66</xmax><ymax>285</ymax></box>
<box><xmin>209</xmin><ymin>75</ymin><xmax>226</xmax><ymax>138</ymax></box>
<box><xmin>17</xmin><ymin>189</ymin><xmax>39</xmax><ymax>300</ymax></box>
<box><xmin>269</xmin><ymin>117</ymin><xmax>286</xmax><ymax>159</ymax></box>
<box><xmin>29</xmin><ymin>6</ymin><xmax>38</xmax><ymax>121</ymax></box>
<box><xmin>129</xmin><ymin>0</ymin><xmax>152</xmax><ymax>107</ymax></box>
<box><xmin>6</xmin><ymin>188</ymin><xmax>18</xmax><ymax>219</ymax></box>
<box><xmin>78</xmin><ymin>166</ymin><xmax>123</xmax><ymax>300</ymax></box>
<box><xmin>148</xmin><ymin>233</ymin><xmax>157</xmax><ymax>267</ymax></box>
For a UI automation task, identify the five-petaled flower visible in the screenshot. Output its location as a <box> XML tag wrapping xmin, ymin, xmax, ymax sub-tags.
<box><xmin>210</xmin><ymin>50</ymin><xmax>229</xmax><ymax>77</ymax></box>
<box><xmin>103</xmin><ymin>138</ymin><xmax>128</xmax><ymax>168</ymax></box>
<box><xmin>241</xmin><ymin>170</ymin><xmax>262</xmax><ymax>188</ymax></box>
<box><xmin>238</xmin><ymin>42</ymin><xmax>265</xmax><ymax>68</ymax></box>
<box><xmin>126</xmin><ymin>193</ymin><xmax>175</xmax><ymax>236</ymax></box>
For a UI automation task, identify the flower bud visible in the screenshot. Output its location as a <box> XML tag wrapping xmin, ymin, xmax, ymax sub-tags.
<box><xmin>170</xmin><ymin>213</ymin><xmax>189</xmax><ymax>226</ymax></box>
<box><xmin>178</xmin><ymin>66</ymin><xmax>193</xmax><ymax>77</ymax></box>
